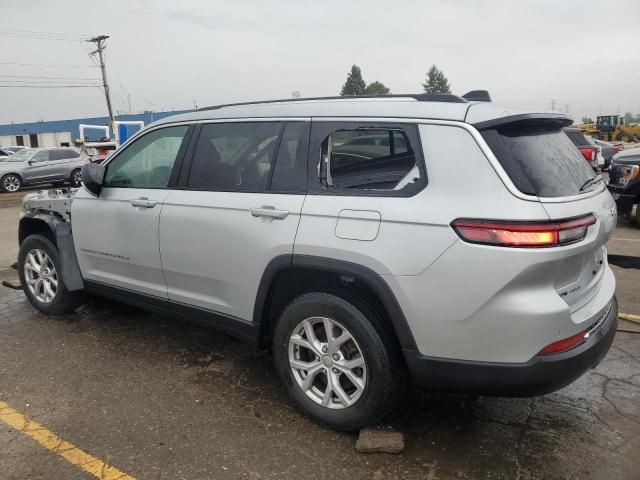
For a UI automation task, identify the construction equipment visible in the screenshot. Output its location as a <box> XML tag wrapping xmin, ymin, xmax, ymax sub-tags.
<box><xmin>577</xmin><ymin>115</ymin><xmax>640</xmax><ymax>143</ymax></box>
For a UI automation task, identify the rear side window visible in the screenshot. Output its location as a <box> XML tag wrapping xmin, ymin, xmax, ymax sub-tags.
<box><xmin>564</xmin><ymin>130</ymin><xmax>587</xmax><ymax>146</ymax></box>
<box><xmin>481</xmin><ymin>123</ymin><xmax>597</xmax><ymax>197</ymax></box>
<box><xmin>312</xmin><ymin>124</ymin><xmax>424</xmax><ymax>195</ymax></box>
<box><xmin>187</xmin><ymin>122</ymin><xmax>282</xmax><ymax>192</ymax></box>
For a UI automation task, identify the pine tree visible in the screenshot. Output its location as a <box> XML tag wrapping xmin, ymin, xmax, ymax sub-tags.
<box><xmin>422</xmin><ymin>65</ymin><xmax>451</xmax><ymax>94</ymax></box>
<box><xmin>364</xmin><ymin>81</ymin><xmax>391</xmax><ymax>95</ymax></box>
<box><xmin>340</xmin><ymin>65</ymin><xmax>367</xmax><ymax>96</ymax></box>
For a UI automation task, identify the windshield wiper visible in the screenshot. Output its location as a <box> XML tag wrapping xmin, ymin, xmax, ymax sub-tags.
<box><xmin>579</xmin><ymin>174</ymin><xmax>603</xmax><ymax>192</ymax></box>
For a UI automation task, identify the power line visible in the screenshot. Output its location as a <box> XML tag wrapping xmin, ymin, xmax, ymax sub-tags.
<box><xmin>0</xmin><ymin>61</ymin><xmax>98</xmax><ymax>68</ymax></box>
<box><xmin>0</xmin><ymin>33</ymin><xmax>85</xmax><ymax>42</ymax></box>
<box><xmin>0</xmin><ymin>28</ymin><xmax>90</xmax><ymax>38</ymax></box>
<box><xmin>0</xmin><ymin>85</ymin><xmax>100</xmax><ymax>88</ymax></box>
<box><xmin>0</xmin><ymin>74</ymin><xmax>101</xmax><ymax>81</ymax></box>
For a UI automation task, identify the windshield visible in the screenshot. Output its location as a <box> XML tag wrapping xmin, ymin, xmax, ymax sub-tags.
<box><xmin>481</xmin><ymin>122</ymin><xmax>599</xmax><ymax>197</ymax></box>
<box><xmin>5</xmin><ymin>149</ymin><xmax>34</xmax><ymax>162</ymax></box>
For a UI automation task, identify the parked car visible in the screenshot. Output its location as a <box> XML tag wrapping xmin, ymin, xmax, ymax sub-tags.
<box><xmin>17</xmin><ymin>94</ymin><xmax>617</xmax><ymax>430</ymax></box>
<box><xmin>564</xmin><ymin>127</ymin><xmax>601</xmax><ymax>171</ymax></box>
<box><xmin>0</xmin><ymin>146</ymin><xmax>27</xmax><ymax>154</ymax></box>
<box><xmin>592</xmin><ymin>138</ymin><xmax>622</xmax><ymax>170</ymax></box>
<box><xmin>0</xmin><ymin>147</ymin><xmax>86</xmax><ymax>193</ymax></box>
<box><xmin>0</xmin><ymin>147</ymin><xmax>13</xmax><ymax>160</ymax></box>
<box><xmin>607</xmin><ymin>147</ymin><xmax>640</xmax><ymax>225</ymax></box>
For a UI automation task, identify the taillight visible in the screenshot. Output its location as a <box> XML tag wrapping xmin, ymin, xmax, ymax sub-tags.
<box><xmin>451</xmin><ymin>214</ymin><xmax>596</xmax><ymax>248</ymax></box>
<box><xmin>538</xmin><ymin>329</ymin><xmax>587</xmax><ymax>355</ymax></box>
<box><xmin>578</xmin><ymin>146</ymin><xmax>595</xmax><ymax>162</ymax></box>
<box><xmin>613</xmin><ymin>146</ymin><xmax>622</xmax><ymax>153</ymax></box>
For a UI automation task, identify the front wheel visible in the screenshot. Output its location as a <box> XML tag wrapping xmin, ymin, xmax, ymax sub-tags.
<box><xmin>70</xmin><ymin>169</ymin><xmax>82</xmax><ymax>187</ymax></box>
<box><xmin>272</xmin><ymin>292</ymin><xmax>405</xmax><ymax>431</ymax></box>
<box><xmin>18</xmin><ymin>234</ymin><xmax>84</xmax><ymax>315</ymax></box>
<box><xmin>1</xmin><ymin>173</ymin><xmax>22</xmax><ymax>193</ymax></box>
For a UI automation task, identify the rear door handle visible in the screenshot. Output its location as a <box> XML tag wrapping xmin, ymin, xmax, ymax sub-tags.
<box><xmin>250</xmin><ymin>206</ymin><xmax>289</xmax><ymax>220</ymax></box>
<box><xmin>129</xmin><ymin>197</ymin><xmax>158</xmax><ymax>208</ymax></box>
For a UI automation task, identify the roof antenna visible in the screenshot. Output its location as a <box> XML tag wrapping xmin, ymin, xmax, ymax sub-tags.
<box><xmin>462</xmin><ymin>90</ymin><xmax>491</xmax><ymax>102</ymax></box>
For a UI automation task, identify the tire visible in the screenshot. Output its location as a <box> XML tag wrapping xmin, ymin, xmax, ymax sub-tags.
<box><xmin>18</xmin><ymin>234</ymin><xmax>84</xmax><ymax>315</ymax></box>
<box><xmin>272</xmin><ymin>292</ymin><xmax>405</xmax><ymax>431</ymax></box>
<box><xmin>619</xmin><ymin>133</ymin><xmax>633</xmax><ymax>143</ymax></box>
<box><xmin>1</xmin><ymin>173</ymin><xmax>22</xmax><ymax>193</ymax></box>
<box><xmin>635</xmin><ymin>203</ymin><xmax>640</xmax><ymax>228</ymax></box>
<box><xmin>70</xmin><ymin>169</ymin><xmax>82</xmax><ymax>187</ymax></box>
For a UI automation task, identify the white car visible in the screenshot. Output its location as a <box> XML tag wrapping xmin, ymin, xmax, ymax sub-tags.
<box><xmin>17</xmin><ymin>92</ymin><xmax>618</xmax><ymax>430</ymax></box>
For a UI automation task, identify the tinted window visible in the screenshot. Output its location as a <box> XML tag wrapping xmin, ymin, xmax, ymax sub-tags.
<box><xmin>104</xmin><ymin>126</ymin><xmax>188</xmax><ymax>188</ymax></box>
<box><xmin>321</xmin><ymin>128</ymin><xmax>419</xmax><ymax>191</ymax></box>
<box><xmin>31</xmin><ymin>151</ymin><xmax>48</xmax><ymax>162</ymax></box>
<box><xmin>50</xmin><ymin>150</ymin><xmax>77</xmax><ymax>160</ymax></box>
<box><xmin>187</xmin><ymin>122</ymin><xmax>282</xmax><ymax>191</ymax></box>
<box><xmin>270</xmin><ymin>122</ymin><xmax>309</xmax><ymax>192</ymax></box>
<box><xmin>482</xmin><ymin>123</ymin><xmax>598</xmax><ymax>197</ymax></box>
<box><xmin>564</xmin><ymin>130</ymin><xmax>587</xmax><ymax>146</ymax></box>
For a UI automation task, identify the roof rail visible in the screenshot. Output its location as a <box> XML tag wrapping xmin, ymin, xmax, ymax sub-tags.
<box><xmin>198</xmin><ymin>93</ymin><xmax>468</xmax><ymax>111</ymax></box>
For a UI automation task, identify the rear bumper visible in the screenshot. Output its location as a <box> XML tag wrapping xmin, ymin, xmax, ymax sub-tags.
<box><xmin>404</xmin><ymin>296</ymin><xmax>618</xmax><ymax>397</ymax></box>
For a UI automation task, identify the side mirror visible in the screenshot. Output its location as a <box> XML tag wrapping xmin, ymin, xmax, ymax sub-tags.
<box><xmin>81</xmin><ymin>163</ymin><xmax>105</xmax><ymax>197</ymax></box>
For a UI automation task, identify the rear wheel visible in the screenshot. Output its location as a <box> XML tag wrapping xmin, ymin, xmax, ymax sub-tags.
<box><xmin>70</xmin><ymin>169</ymin><xmax>82</xmax><ymax>187</ymax></box>
<box><xmin>618</xmin><ymin>133</ymin><xmax>633</xmax><ymax>143</ymax></box>
<box><xmin>18</xmin><ymin>234</ymin><xmax>84</xmax><ymax>315</ymax></box>
<box><xmin>272</xmin><ymin>292</ymin><xmax>405</xmax><ymax>431</ymax></box>
<box><xmin>1</xmin><ymin>173</ymin><xmax>21</xmax><ymax>193</ymax></box>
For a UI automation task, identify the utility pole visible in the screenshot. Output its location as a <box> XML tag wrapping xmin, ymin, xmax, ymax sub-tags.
<box><xmin>87</xmin><ymin>35</ymin><xmax>114</xmax><ymax>126</ymax></box>
<box><xmin>128</xmin><ymin>94</ymin><xmax>132</xmax><ymax>114</ymax></box>
<box><xmin>550</xmin><ymin>99</ymin><xmax>556</xmax><ymax>111</ymax></box>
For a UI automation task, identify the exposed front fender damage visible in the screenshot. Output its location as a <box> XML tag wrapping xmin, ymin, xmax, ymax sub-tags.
<box><xmin>20</xmin><ymin>188</ymin><xmax>84</xmax><ymax>291</ymax></box>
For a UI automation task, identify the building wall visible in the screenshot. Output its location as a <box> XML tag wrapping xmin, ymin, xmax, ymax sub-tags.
<box><xmin>0</xmin><ymin>110</ymin><xmax>191</xmax><ymax>147</ymax></box>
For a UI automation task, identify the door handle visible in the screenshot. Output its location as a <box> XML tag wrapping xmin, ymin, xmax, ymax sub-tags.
<box><xmin>250</xmin><ymin>206</ymin><xmax>289</xmax><ymax>220</ymax></box>
<box><xmin>129</xmin><ymin>197</ymin><xmax>158</xmax><ymax>208</ymax></box>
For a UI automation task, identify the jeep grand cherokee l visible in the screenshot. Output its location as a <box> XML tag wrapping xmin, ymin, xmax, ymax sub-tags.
<box><xmin>16</xmin><ymin>93</ymin><xmax>618</xmax><ymax>430</ymax></box>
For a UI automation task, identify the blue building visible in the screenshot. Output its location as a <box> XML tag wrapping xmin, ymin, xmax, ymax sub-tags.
<box><xmin>0</xmin><ymin>110</ymin><xmax>191</xmax><ymax>148</ymax></box>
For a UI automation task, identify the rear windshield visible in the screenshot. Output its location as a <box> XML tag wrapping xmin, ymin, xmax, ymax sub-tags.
<box><xmin>481</xmin><ymin>123</ymin><xmax>598</xmax><ymax>197</ymax></box>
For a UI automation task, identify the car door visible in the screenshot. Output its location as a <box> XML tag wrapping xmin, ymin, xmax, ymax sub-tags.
<box><xmin>72</xmin><ymin>124</ymin><xmax>192</xmax><ymax>298</ymax></box>
<box><xmin>22</xmin><ymin>150</ymin><xmax>52</xmax><ymax>183</ymax></box>
<box><xmin>46</xmin><ymin>149</ymin><xmax>71</xmax><ymax>181</ymax></box>
<box><xmin>159</xmin><ymin>120</ymin><xmax>309</xmax><ymax>321</ymax></box>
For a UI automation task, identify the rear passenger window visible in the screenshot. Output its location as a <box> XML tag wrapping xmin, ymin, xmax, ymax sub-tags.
<box><xmin>318</xmin><ymin>127</ymin><xmax>422</xmax><ymax>193</ymax></box>
<box><xmin>270</xmin><ymin>122</ymin><xmax>309</xmax><ymax>192</ymax></box>
<box><xmin>187</xmin><ymin>122</ymin><xmax>282</xmax><ymax>191</ymax></box>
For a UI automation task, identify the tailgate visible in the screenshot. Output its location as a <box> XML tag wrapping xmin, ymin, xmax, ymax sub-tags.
<box><xmin>540</xmin><ymin>187</ymin><xmax>616</xmax><ymax>312</ymax></box>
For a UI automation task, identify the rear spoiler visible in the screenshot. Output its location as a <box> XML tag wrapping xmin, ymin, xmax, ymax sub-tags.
<box><xmin>473</xmin><ymin>113</ymin><xmax>573</xmax><ymax>131</ymax></box>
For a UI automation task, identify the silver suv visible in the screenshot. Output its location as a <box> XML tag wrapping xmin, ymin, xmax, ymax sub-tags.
<box><xmin>0</xmin><ymin>147</ymin><xmax>86</xmax><ymax>192</ymax></box>
<box><xmin>16</xmin><ymin>93</ymin><xmax>618</xmax><ymax>430</ymax></box>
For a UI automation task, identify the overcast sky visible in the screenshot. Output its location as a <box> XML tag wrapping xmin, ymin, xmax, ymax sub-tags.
<box><xmin>1</xmin><ymin>0</ymin><xmax>639</xmax><ymax>125</ymax></box>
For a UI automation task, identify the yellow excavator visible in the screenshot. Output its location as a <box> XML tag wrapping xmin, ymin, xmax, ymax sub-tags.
<box><xmin>577</xmin><ymin>115</ymin><xmax>640</xmax><ymax>142</ymax></box>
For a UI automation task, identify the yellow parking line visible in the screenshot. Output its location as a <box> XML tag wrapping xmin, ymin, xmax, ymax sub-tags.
<box><xmin>0</xmin><ymin>401</ymin><xmax>136</xmax><ymax>480</ymax></box>
<box><xmin>610</xmin><ymin>237</ymin><xmax>640</xmax><ymax>242</ymax></box>
<box><xmin>620</xmin><ymin>312</ymin><xmax>640</xmax><ymax>324</ymax></box>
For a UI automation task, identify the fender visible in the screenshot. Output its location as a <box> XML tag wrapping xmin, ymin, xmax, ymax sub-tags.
<box><xmin>253</xmin><ymin>254</ymin><xmax>418</xmax><ymax>351</ymax></box>
<box><xmin>19</xmin><ymin>212</ymin><xmax>84</xmax><ymax>291</ymax></box>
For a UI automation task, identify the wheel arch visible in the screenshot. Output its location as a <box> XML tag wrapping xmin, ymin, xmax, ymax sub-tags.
<box><xmin>254</xmin><ymin>254</ymin><xmax>417</xmax><ymax>351</ymax></box>
<box><xmin>1</xmin><ymin>170</ymin><xmax>23</xmax><ymax>183</ymax></box>
<box><xmin>19</xmin><ymin>214</ymin><xmax>59</xmax><ymax>245</ymax></box>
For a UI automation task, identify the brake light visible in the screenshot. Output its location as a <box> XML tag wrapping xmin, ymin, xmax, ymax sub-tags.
<box><xmin>451</xmin><ymin>215</ymin><xmax>596</xmax><ymax>248</ymax></box>
<box><xmin>578</xmin><ymin>146</ymin><xmax>595</xmax><ymax>162</ymax></box>
<box><xmin>613</xmin><ymin>146</ymin><xmax>622</xmax><ymax>153</ymax></box>
<box><xmin>538</xmin><ymin>329</ymin><xmax>587</xmax><ymax>355</ymax></box>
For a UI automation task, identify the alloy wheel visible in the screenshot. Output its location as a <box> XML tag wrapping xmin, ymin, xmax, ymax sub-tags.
<box><xmin>288</xmin><ymin>316</ymin><xmax>367</xmax><ymax>409</ymax></box>
<box><xmin>72</xmin><ymin>170</ymin><xmax>82</xmax><ymax>187</ymax></box>
<box><xmin>24</xmin><ymin>249</ymin><xmax>58</xmax><ymax>304</ymax></box>
<box><xmin>2</xmin><ymin>175</ymin><xmax>20</xmax><ymax>192</ymax></box>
